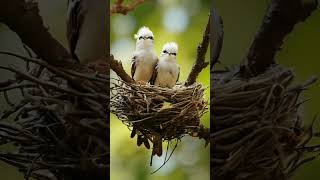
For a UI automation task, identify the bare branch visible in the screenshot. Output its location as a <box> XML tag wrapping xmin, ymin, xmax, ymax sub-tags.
<box><xmin>110</xmin><ymin>0</ymin><xmax>146</xmax><ymax>15</ymax></box>
<box><xmin>110</xmin><ymin>55</ymin><xmax>135</xmax><ymax>84</ymax></box>
<box><xmin>246</xmin><ymin>0</ymin><xmax>318</xmax><ymax>75</ymax></box>
<box><xmin>185</xmin><ymin>16</ymin><xmax>210</xmax><ymax>86</ymax></box>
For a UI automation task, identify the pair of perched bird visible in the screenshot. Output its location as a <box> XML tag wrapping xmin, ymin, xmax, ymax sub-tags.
<box><xmin>66</xmin><ymin>0</ymin><xmax>179</xmax><ymax>89</ymax></box>
<box><xmin>131</xmin><ymin>27</ymin><xmax>180</xmax><ymax>88</ymax></box>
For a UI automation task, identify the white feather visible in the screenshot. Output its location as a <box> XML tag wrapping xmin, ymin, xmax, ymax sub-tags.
<box><xmin>134</xmin><ymin>26</ymin><xmax>154</xmax><ymax>39</ymax></box>
<box><xmin>132</xmin><ymin>26</ymin><xmax>158</xmax><ymax>82</ymax></box>
<box><xmin>162</xmin><ymin>42</ymin><xmax>178</xmax><ymax>54</ymax></box>
<box><xmin>154</xmin><ymin>42</ymin><xmax>180</xmax><ymax>88</ymax></box>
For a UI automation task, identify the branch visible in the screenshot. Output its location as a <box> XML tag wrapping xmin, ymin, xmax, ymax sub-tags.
<box><xmin>246</xmin><ymin>0</ymin><xmax>318</xmax><ymax>75</ymax></box>
<box><xmin>0</xmin><ymin>0</ymin><xmax>73</xmax><ymax>64</ymax></box>
<box><xmin>185</xmin><ymin>16</ymin><xmax>210</xmax><ymax>86</ymax></box>
<box><xmin>110</xmin><ymin>55</ymin><xmax>135</xmax><ymax>84</ymax></box>
<box><xmin>110</xmin><ymin>0</ymin><xmax>146</xmax><ymax>15</ymax></box>
<box><xmin>210</xmin><ymin>7</ymin><xmax>224</xmax><ymax>70</ymax></box>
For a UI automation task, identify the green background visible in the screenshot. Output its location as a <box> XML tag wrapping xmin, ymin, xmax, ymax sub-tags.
<box><xmin>110</xmin><ymin>0</ymin><xmax>210</xmax><ymax>180</ymax></box>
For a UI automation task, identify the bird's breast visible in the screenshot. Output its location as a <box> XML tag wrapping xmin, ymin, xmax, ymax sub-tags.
<box><xmin>133</xmin><ymin>55</ymin><xmax>157</xmax><ymax>82</ymax></box>
<box><xmin>155</xmin><ymin>62</ymin><xmax>179</xmax><ymax>88</ymax></box>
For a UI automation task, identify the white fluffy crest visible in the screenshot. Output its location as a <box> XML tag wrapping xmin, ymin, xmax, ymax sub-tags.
<box><xmin>162</xmin><ymin>42</ymin><xmax>178</xmax><ymax>54</ymax></box>
<box><xmin>134</xmin><ymin>26</ymin><xmax>154</xmax><ymax>39</ymax></box>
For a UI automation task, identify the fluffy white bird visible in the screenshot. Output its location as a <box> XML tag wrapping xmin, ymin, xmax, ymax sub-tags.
<box><xmin>66</xmin><ymin>0</ymin><xmax>108</xmax><ymax>64</ymax></box>
<box><xmin>131</xmin><ymin>27</ymin><xmax>158</xmax><ymax>83</ymax></box>
<box><xmin>150</xmin><ymin>42</ymin><xmax>180</xmax><ymax>88</ymax></box>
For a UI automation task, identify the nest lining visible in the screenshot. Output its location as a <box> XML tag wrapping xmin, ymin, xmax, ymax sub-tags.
<box><xmin>111</xmin><ymin>80</ymin><xmax>208</xmax><ymax>142</ymax></box>
<box><xmin>211</xmin><ymin>65</ymin><xmax>318</xmax><ymax>179</ymax></box>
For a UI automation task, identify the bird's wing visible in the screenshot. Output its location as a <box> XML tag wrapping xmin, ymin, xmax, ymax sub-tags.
<box><xmin>131</xmin><ymin>56</ymin><xmax>137</xmax><ymax>79</ymax></box>
<box><xmin>67</xmin><ymin>0</ymin><xmax>86</xmax><ymax>62</ymax></box>
<box><xmin>150</xmin><ymin>59</ymin><xmax>159</xmax><ymax>85</ymax></box>
<box><xmin>176</xmin><ymin>66</ymin><xmax>180</xmax><ymax>83</ymax></box>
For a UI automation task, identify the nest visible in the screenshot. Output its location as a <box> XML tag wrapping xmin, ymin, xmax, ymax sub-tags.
<box><xmin>211</xmin><ymin>65</ymin><xmax>318</xmax><ymax>180</ymax></box>
<box><xmin>111</xmin><ymin>80</ymin><xmax>209</xmax><ymax>156</ymax></box>
<box><xmin>0</xmin><ymin>57</ymin><xmax>109</xmax><ymax>180</ymax></box>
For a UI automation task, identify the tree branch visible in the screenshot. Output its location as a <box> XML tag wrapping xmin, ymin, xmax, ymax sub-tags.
<box><xmin>185</xmin><ymin>16</ymin><xmax>210</xmax><ymax>86</ymax></box>
<box><xmin>110</xmin><ymin>55</ymin><xmax>135</xmax><ymax>84</ymax></box>
<box><xmin>210</xmin><ymin>7</ymin><xmax>224</xmax><ymax>70</ymax></box>
<box><xmin>110</xmin><ymin>0</ymin><xmax>146</xmax><ymax>15</ymax></box>
<box><xmin>0</xmin><ymin>0</ymin><xmax>73</xmax><ymax>64</ymax></box>
<box><xmin>246</xmin><ymin>0</ymin><xmax>318</xmax><ymax>75</ymax></box>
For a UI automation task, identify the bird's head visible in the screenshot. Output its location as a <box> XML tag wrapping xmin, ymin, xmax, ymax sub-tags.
<box><xmin>134</xmin><ymin>26</ymin><xmax>154</xmax><ymax>49</ymax></box>
<box><xmin>160</xmin><ymin>42</ymin><xmax>178</xmax><ymax>62</ymax></box>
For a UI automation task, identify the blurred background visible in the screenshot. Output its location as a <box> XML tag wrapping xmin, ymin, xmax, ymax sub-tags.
<box><xmin>110</xmin><ymin>0</ymin><xmax>210</xmax><ymax>180</ymax></box>
<box><xmin>215</xmin><ymin>1</ymin><xmax>320</xmax><ymax>180</ymax></box>
<box><xmin>0</xmin><ymin>0</ymin><xmax>319</xmax><ymax>179</ymax></box>
<box><xmin>0</xmin><ymin>1</ymin><xmax>68</xmax><ymax>179</ymax></box>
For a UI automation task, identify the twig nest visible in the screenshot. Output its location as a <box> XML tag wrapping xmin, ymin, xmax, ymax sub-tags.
<box><xmin>211</xmin><ymin>65</ymin><xmax>318</xmax><ymax>180</ymax></box>
<box><xmin>0</xmin><ymin>62</ymin><xmax>110</xmax><ymax>179</ymax></box>
<box><xmin>111</xmin><ymin>80</ymin><xmax>208</xmax><ymax>155</ymax></box>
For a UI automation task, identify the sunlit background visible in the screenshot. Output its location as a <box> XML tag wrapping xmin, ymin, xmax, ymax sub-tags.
<box><xmin>110</xmin><ymin>0</ymin><xmax>210</xmax><ymax>180</ymax></box>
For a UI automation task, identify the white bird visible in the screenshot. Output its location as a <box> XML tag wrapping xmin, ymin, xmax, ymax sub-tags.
<box><xmin>66</xmin><ymin>0</ymin><xmax>108</xmax><ymax>64</ymax></box>
<box><xmin>150</xmin><ymin>42</ymin><xmax>180</xmax><ymax>88</ymax></box>
<box><xmin>131</xmin><ymin>27</ymin><xmax>158</xmax><ymax>83</ymax></box>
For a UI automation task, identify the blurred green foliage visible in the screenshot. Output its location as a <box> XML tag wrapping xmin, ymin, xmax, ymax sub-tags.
<box><xmin>110</xmin><ymin>0</ymin><xmax>210</xmax><ymax>180</ymax></box>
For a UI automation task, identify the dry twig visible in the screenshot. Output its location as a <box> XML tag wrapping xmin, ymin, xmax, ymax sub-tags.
<box><xmin>110</xmin><ymin>0</ymin><xmax>146</xmax><ymax>15</ymax></box>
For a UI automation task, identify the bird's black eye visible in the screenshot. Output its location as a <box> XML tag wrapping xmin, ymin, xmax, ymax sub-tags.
<box><xmin>139</xmin><ymin>36</ymin><xmax>143</xmax><ymax>40</ymax></box>
<box><xmin>148</xmin><ymin>36</ymin><xmax>154</xmax><ymax>40</ymax></box>
<box><xmin>172</xmin><ymin>53</ymin><xmax>177</xmax><ymax>56</ymax></box>
<box><xmin>163</xmin><ymin>50</ymin><xmax>168</xmax><ymax>54</ymax></box>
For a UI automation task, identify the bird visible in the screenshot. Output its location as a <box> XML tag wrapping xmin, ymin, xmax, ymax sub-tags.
<box><xmin>131</xmin><ymin>26</ymin><xmax>158</xmax><ymax>83</ymax></box>
<box><xmin>66</xmin><ymin>0</ymin><xmax>108</xmax><ymax>64</ymax></box>
<box><xmin>150</xmin><ymin>42</ymin><xmax>180</xmax><ymax>88</ymax></box>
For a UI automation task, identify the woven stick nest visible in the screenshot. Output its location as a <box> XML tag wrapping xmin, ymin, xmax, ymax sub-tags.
<box><xmin>211</xmin><ymin>65</ymin><xmax>318</xmax><ymax>180</ymax></box>
<box><xmin>111</xmin><ymin>80</ymin><xmax>209</xmax><ymax>156</ymax></box>
<box><xmin>109</xmin><ymin>14</ymin><xmax>211</xmax><ymax>157</ymax></box>
<box><xmin>0</xmin><ymin>53</ymin><xmax>110</xmax><ymax>179</ymax></box>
